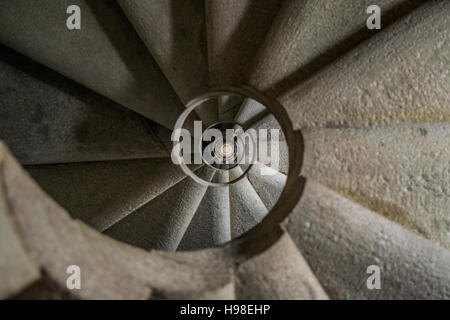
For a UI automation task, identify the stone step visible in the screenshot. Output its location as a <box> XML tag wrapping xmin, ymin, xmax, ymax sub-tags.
<box><xmin>81</xmin><ymin>222</ymin><xmax>234</xmax><ymax>299</ymax></box>
<box><xmin>229</xmin><ymin>166</ymin><xmax>267</xmax><ymax>238</ymax></box>
<box><xmin>302</xmin><ymin>123</ymin><xmax>450</xmax><ymax>248</ymax></box>
<box><xmin>283</xmin><ymin>180</ymin><xmax>450</xmax><ymax>299</ymax></box>
<box><xmin>234</xmin><ymin>98</ymin><xmax>267</xmax><ymax>127</ymax></box>
<box><xmin>250</xmin><ymin>0</ymin><xmax>425</xmax><ymax>94</ymax></box>
<box><xmin>249</xmin><ymin>114</ymin><xmax>289</xmax><ymax>174</ymax></box>
<box><xmin>218</xmin><ymin>95</ymin><xmax>244</xmax><ymax>122</ymax></box>
<box><xmin>118</xmin><ymin>0</ymin><xmax>208</xmax><ymax>104</ymax></box>
<box><xmin>0</xmin><ymin>45</ymin><xmax>170</xmax><ymax>165</ymax></box>
<box><xmin>104</xmin><ymin>167</ymin><xmax>215</xmax><ymax>251</ymax></box>
<box><xmin>205</xmin><ymin>0</ymin><xmax>282</xmax><ymax>86</ymax></box>
<box><xmin>178</xmin><ymin>171</ymin><xmax>231</xmax><ymax>251</ymax></box>
<box><xmin>276</xmin><ymin>1</ymin><xmax>450</xmax><ymax>130</ymax></box>
<box><xmin>0</xmin><ymin>177</ymin><xmax>40</xmax><ymax>299</ymax></box>
<box><xmin>117</xmin><ymin>0</ymin><xmax>217</xmax><ymax>126</ymax></box>
<box><xmin>235</xmin><ymin>230</ymin><xmax>328</xmax><ymax>299</ymax></box>
<box><xmin>0</xmin><ymin>142</ymin><xmax>233</xmax><ymax>298</ymax></box>
<box><xmin>25</xmin><ymin>158</ymin><xmax>191</xmax><ymax>231</ymax></box>
<box><xmin>245</xmin><ymin>162</ymin><xmax>287</xmax><ymax>210</ymax></box>
<box><xmin>0</xmin><ymin>0</ymin><xmax>185</xmax><ymax>129</ymax></box>
<box><xmin>150</xmin><ymin>281</ymin><xmax>234</xmax><ymax>300</ymax></box>
<box><xmin>0</xmin><ymin>142</ymin><xmax>151</xmax><ymax>299</ymax></box>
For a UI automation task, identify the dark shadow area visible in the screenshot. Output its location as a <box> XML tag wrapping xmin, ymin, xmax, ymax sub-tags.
<box><xmin>0</xmin><ymin>44</ymin><xmax>168</xmax><ymax>163</ymax></box>
<box><xmin>0</xmin><ymin>42</ymin><xmax>164</xmax><ymax>128</ymax></box>
<box><xmin>0</xmin><ymin>43</ymin><xmax>104</xmax><ymax>107</ymax></box>
<box><xmin>85</xmin><ymin>0</ymin><xmax>186</xmax><ymax>128</ymax></box>
<box><xmin>213</xmin><ymin>0</ymin><xmax>283</xmax><ymax>86</ymax></box>
<box><xmin>169</xmin><ymin>0</ymin><xmax>209</xmax><ymax>82</ymax></box>
<box><xmin>85</xmin><ymin>0</ymin><xmax>160</xmax><ymax>88</ymax></box>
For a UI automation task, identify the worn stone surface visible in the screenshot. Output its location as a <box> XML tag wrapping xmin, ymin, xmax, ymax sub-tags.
<box><xmin>277</xmin><ymin>2</ymin><xmax>450</xmax><ymax>130</ymax></box>
<box><xmin>0</xmin><ymin>176</ymin><xmax>40</xmax><ymax>299</ymax></box>
<box><xmin>117</xmin><ymin>0</ymin><xmax>217</xmax><ymax>126</ymax></box>
<box><xmin>229</xmin><ymin>167</ymin><xmax>267</xmax><ymax>238</ymax></box>
<box><xmin>178</xmin><ymin>171</ymin><xmax>231</xmax><ymax>251</ymax></box>
<box><xmin>26</xmin><ymin>159</ymin><xmax>190</xmax><ymax>231</ymax></box>
<box><xmin>81</xmin><ymin>222</ymin><xmax>234</xmax><ymax>296</ymax></box>
<box><xmin>250</xmin><ymin>114</ymin><xmax>289</xmax><ymax>174</ymax></box>
<box><xmin>118</xmin><ymin>0</ymin><xmax>208</xmax><ymax>103</ymax></box>
<box><xmin>302</xmin><ymin>123</ymin><xmax>450</xmax><ymax>248</ymax></box>
<box><xmin>206</xmin><ymin>0</ymin><xmax>282</xmax><ymax>86</ymax></box>
<box><xmin>245</xmin><ymin>162</ymin><xmax>286</xmax><ymax>210</ymax></box>
<box><xmin>218</xmin><ymin>95</ymin><xmax>244</xmax><ymax>122</ymax></box>
<box><xmin>104</xmin><ymin>167</ymin><xmax>215</xmax><ymax>251</ymax></box>
<box><xmin>1</xmin><ymin>0</ymin><xmax>447</xmax><ymax>301</ymax></box>
<box><xmin>0</xmin><ymin>142</ymin><xmax>153</xmax><ymax>299</ymax></box>
<box><xmin>236</xmin><ymin>231</ymin><xmax>328</xmax><ymax>299</ymax></box>
<box><xmin>250</xmin><ymin>0</ymin><xmax>425</xmax><ymax>94</ymax></box>
<box><xmin>154</xmin><ymin>280</ymin><xmax>234</xmax><ymax>300</ymax></box>
<box><xmin>14</xmin><ymin>273</ymin><xmax>77</xmax><ymax>300</ymax></box>
<box><xmin>0</xmin><ymin>0</ymin><xmax>185</xmax><ymax>128</ymax></box>
<box><xmin>1</xmin><ymin>141</ymin><xmax>236</xmax><ymax>299</ymax></box>
<box><xmin>234</xmin><ymin>99</ymin><xmax>267</xmax><ymax>127</ymax></box>
<box><xmin>0</xmin><ymin>46</ymin><xmax>169</xmax><ymax>165</ymax></box>
<box><xmin>284</xmin><ymin>180</ymin><xmax>450</xmax><ymax>299</ymax></box>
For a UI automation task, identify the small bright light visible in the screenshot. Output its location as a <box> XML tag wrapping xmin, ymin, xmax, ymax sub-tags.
<box><xmin>221</xmin><ymin>143</ymin><xmax>233</xmax><ymax>157</ymax></box>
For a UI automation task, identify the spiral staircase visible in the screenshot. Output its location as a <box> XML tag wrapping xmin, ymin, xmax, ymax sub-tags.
<box><xmin>0</xmin><ymin>0</ymin><xmax>449</xmax><ymax>300</ymax></box>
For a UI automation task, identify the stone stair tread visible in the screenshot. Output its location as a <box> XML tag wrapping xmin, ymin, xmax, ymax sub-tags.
<box><xmin>153</xmin><ymin>281</ymin><xmax>235</xmax><ymax>300</ymax></box>
<box><xmin>118</xmin><ymin>0</ymin><xmax>208</xmax><ymax>104</ymax></box>
<box><xmin>1</xmin><ymin>141</ymin><xmax>234</xmax><ymax>298</ymax></box>
<box><xmin>25</xmin><ymin>158</ymin><xmax>192</xmax><ymax>231</ymax></box>
<box><xmin>206</xmin><ymin>0</ymin><xmax>282</xmax><ymax>86</ymax></box>
<box><xmin>249</xmin><ymin>114</ymin><xmax>289</xmax><ymax>174</ymax></box>
<box><xmin>81</xmin><ymin>219</ymin><xmax>234</xmax><ymax>296</ymax></box>
<box><xmin>302</xmin><ymin>123</ymin><xmax>450</xmax><ymax>248</ymax></box>
<box><xmin>0</xmin><ymin>0</ymin><xmax>185</xmax><ymax>128</ymax></box>
<box><xmin>277</xmin><ymin>2</ymin><xmax>450</xmax><ymax>130</ymax></box>
<box><xmin>218</xmin><ymin>95</ymin><xmax>245</xmax><ymax>122</ymax></box>
<box><xmin>236</xmin><ymin>230</ymin><xmax>329</xmax><ymax>299</ymax></box>
<box><xmin>0</xmin><ymin>45</ymin><xmax>170</xmax><ymax>165</ymax></box>
<box><xmin>229</xmin><ymin>166</ymin><xmax>267</xmax><ymax>238</ymax></box>
<box><xmin>234</xmin><ymin>98</ymin><xmax>267</xmax><ymax>127</ymax></box>
<box><xmin>283</xmin><ymin>180</ymin><xmax>450</xmax><ymax>299</ymax></box>
<box><xmin>104</xmin><ymin>166</ymin><xmax>215</xmax><ymax>251</ymax></box>
<box><xmin>0</xmin><ymin>176</ymin><xmax>41</xmax><ymax>299</ymax></box>
<box><xmin>250</xmin><ymin>0</ymin><xmax>425</xmax><ymax>93</ymax></box>
<box><xmin>245</xmin><ymin>162</ymin><xmax>287</xmax><ymax>209</ymax></box>
<box><xmin>178</xmin><ymin>171</ymin><xmax>231</xmax><ymax>251</ymax></box>
<box><xmin>117</xmin><ymin>0</ymin><xmax>217</xmax><ymax>126</ymax></box>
